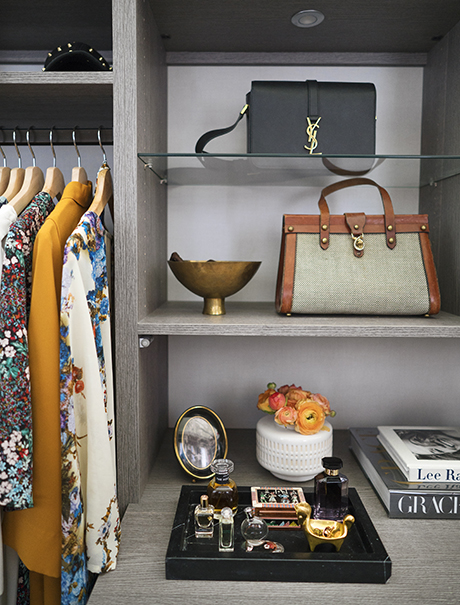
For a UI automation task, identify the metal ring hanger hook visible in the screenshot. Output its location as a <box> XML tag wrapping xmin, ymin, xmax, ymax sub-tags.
<box><xmin>0</xmin><ymin>131</ymin><xmax>6</xmax><ymax>167</ymax></box>
<box><xmin>13</xmin><ymin>129</ymin><xmax>22</xmax><ymax>169</ymax></box>
<box><xmin>72</xmin><ymin>127</ymin><xmax>82</xmax><ymax>168</ymax></box>
<box><xmin>49</xmin><ymin>128</ymin><xmax>57</xmax><ymax>168</ymax></box>
<box><xmin>26</xmin><ymin>128</ymin><xmax>37</xmax><ymax>167</ymax></box>
<box><xmin>98</xmin><ymin>127</ymin><xmax>109</xmax><ymax>169</ymax></box>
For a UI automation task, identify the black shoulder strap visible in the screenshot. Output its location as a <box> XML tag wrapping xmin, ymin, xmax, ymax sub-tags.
<box><xmin>195</xmin><ymin>104</ymin><xmax>248</xmax><ymax>153</ymax></box>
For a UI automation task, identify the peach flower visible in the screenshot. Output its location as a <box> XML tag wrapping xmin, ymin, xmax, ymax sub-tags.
<box><xmin>268</xmin><ymin>392</ymin><xmax>286</xmax><ymax>411</ymax></box>
<box><xmin>295</xmin><ymin>400</ymin><xmax>325</xmax><ymax>435</ymax></box>
<box><xmin>286</xmin><ymin>388</ymin><xmax>312</xmax><ymax>407</ymax></box>
<box><xmin>311</xmin><ymin>393</ymin><xmax>335</xmax><ymax>417</ymax></box>
<box><xmin>278</xmin><ymin>384</ymin><xmax>300</xmax><ymax>395</ymax></box>
<box><xmin>274</xmin><ymin>406</ymin><xmax>298</xmax><ymax>427</ymax></box>
<box><xmin>257</xmin><ymin>388</ymin><xmax>276</xmax><ymax>414</ymax></box>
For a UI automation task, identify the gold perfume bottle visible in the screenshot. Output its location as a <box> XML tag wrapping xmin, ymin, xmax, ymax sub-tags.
<box><xmin>207</xmin><ymin>458</ymin><xmax>238</xmax><ymax>518</ymax></box>
<box><xmin>194</xmin><ymin>494</ymin><xmax>214</xmax><ymax>538</ymax></box>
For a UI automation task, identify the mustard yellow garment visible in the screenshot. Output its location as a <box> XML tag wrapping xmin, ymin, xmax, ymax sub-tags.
<box><xmin>2</xmin><ymin>181</ymin><xmax>92</xmax><ymax>604</ymax></box>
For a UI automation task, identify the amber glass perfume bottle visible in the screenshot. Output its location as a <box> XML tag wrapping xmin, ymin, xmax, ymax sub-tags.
<box><xmin>207</xmin><ymin>459</ymin><xmax>238</xmax><ymax>518</ymax></box>
<box><xmin>313</xmin><ymin>456</ymin><xmax>349</xmax><ymax>521</ymax></box>
<box><xmin>194</xmin><ymin>494</ymin><xmax>214</xmax><ymax>538</ymax></box>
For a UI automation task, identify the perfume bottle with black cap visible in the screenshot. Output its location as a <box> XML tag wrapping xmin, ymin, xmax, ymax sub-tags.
<box><xmin>313</xmin><ymin>456</ymin><xmax>349</xmax><ymax>521</ymax></box>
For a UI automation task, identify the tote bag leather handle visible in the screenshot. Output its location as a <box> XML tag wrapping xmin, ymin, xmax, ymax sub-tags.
<box><xmin>318</xmin><ymin>177</ymin><xmax>396</xmax><ymax>250</ymax></box>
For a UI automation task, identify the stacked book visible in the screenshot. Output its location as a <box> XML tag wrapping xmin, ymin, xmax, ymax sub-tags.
<box><xmin>350</xmin><ymin>426</ymin><xmax>460</xmax><ymax>519</ymax></box>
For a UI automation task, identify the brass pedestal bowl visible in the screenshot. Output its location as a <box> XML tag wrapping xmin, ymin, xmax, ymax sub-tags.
<box><xmin>168</xmin><ymin>257</ymin><xmax>261</xmax><ymax>315</ymax></box>
<box><xmin>295</xmin><ymin>502</ymin><xmax>355</xmax><ymax>552</ymax></box>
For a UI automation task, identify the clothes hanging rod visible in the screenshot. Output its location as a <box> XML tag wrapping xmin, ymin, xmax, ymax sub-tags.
<box><xmin>0</xmin><ymin>128</ymin><xmax>113</xmax><ymax>146</ymax></box>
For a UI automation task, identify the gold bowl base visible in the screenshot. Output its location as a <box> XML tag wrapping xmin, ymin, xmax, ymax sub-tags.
<box><xmin>203</xmin><ymin>297</ymin><xmax>226</xmax><ymax>315</ymax></box>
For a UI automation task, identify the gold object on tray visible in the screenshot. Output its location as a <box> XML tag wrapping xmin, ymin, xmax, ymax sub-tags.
<box><xmin>168</xmin><ymin>253</ymin><xmax>261</xmax><ymax>315</ymax></box>
<box><xmin>295</xmin><ymin>502</ymin><xmax>355</xmax><ymax>552</ymax></box>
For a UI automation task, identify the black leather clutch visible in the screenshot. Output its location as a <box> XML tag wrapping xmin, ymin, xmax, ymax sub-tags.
<box><xmin>195</xmin><ymin>79</ymin><xmax>376</xmax><ymax>155</ymax></box>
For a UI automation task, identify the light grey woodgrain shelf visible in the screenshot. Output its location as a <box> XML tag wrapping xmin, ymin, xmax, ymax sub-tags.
<box><xmin>138</xmin><ymin>303</ymin><xmax>460</xmax><ymax>338</ymax></box>
<box><xmin>89</xmin><ymin>429</ymin><xmax>460</xmax><ymax>604</ymax></box>
<box><xmin>0</xmin><ymin>72</ymin><xmax>113</xmax><ymax>128</ymax></box>
<box><xmin>0</xmin><ymin>72</ymin><xmax>113</xmax><ymax>85</ymax></box>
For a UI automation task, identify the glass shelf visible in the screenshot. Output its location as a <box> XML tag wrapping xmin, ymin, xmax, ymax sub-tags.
<box><xmin>138</xmin><ymin>153</ymin><xmax>460</xmax><ymax>188</ymax></box>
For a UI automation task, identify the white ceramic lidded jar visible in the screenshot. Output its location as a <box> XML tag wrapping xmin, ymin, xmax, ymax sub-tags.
<box><xmin>256</xmin><ymin>415</ymin><xmax>333</xmax><ymax>482</ymax></box>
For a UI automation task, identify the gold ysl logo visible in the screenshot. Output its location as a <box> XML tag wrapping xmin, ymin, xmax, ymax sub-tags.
<box><xmin>304</xmin><ymin>117</ymin><xmax>321</xmax><ymax>154</ymax></box>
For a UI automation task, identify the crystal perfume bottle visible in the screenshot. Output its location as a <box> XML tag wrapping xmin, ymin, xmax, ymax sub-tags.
<box><xmin>313</xmin><ymin>456</ymin><xmax>349</xmax><ymax>521</ymax></box>
<box><xmin>207</xmin><ymin>459</ymin><xmax>238</xmax><ymax>517</ymax></box>
<box><xmin>194</xmin><ymin>494</ymin><xmax>214</xmax><ymax>538</ymax></box>
<box><xmin>240</xmin><ymin>506</ymin><xmax>268</xmax><ymax>550</ymax></box>
<box><xmin>218</xmin><ymin>506</ymin><xmax>234</xmax><ymax>552</ymax></box>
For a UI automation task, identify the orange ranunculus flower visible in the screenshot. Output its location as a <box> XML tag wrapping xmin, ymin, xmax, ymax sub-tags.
<box><xmin>268</xmin><ymin>392</ymin><xmax>286</xmax><ymax>411</ymax></box>
<box><xmin>257</xmin><ymin>388</ymin><xmax>276</xmax><ymax>414</ymax></box>
<box><xmin>286</xmin><ymin>388</ymin><xmax>312</xmax><ymax>408</ymax></box>
<box><xmin>295</xmin><ymin>400</ymin><xmax>325</xmax><ymax>435</ymax></box>
<box><xmin>274</xmin><ymin>406</ymin><xmax>298</xmax><ymax>427</ymax></box>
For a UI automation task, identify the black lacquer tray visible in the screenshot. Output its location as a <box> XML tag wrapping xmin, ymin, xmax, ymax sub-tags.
<box><xmin>166</xmin><ymin>486</ymin><xmax>392</xmax><ymax>583</ymax></box>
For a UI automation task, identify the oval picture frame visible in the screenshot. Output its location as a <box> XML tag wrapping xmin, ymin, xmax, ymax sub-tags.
<box><xmin>173</xmin><ymin>406</ymin><xmax>228</xmax><ymax>479</ymax></box>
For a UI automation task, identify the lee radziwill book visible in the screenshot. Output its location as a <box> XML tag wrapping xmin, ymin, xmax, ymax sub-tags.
<box><xmin>377</xmin><ymin>426</ymin><xmax>460</xmax><ymax>482</ymax></box>
<box><xmin>350</xmin><ymin>428</ymin><xmax>460</xmax><ymax>519</ymax></box>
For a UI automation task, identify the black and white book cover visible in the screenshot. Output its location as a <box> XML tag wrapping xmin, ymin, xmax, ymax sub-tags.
<box><xmin>350</xmin><ymin>428</ymin><xmax>460</xmax><ymax>519</ymax></box>
<box><xmin>377</xmin><ymin>426</ymin><xmax>460</xmax><ymax>482</ymax></box>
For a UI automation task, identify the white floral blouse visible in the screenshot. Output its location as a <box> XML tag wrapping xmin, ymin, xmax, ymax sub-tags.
<box><xmin>59</xmin><ymin>211</ymin><xmax>120</xmax><ymax>603</ymax></box>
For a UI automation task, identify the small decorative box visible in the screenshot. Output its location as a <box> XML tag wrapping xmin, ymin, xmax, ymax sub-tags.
<box><xmin>251</xmin><ymin>486</ymin><xmax>306</xmax><ymax>528</ymax></box>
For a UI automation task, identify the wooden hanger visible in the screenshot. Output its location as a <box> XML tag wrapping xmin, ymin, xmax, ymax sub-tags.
<box><xmin>0</xmin><ymin>166</ymin><xmax>12</xmax><ymax>197</ymax></box>
<box><xmin>8</xmin><ymin>130</ymin><xmax>44</xmax><ymax>214</ymax></box>
<box><xmin>0</xmin><ymin>143</ymin><xmax>10</xmax><ymax>196</ymax></box>
<box><xmin>42</xmin><ymin>167</ymin><xmax>65</xmax><ymax>200</ymax></box>
<box><xmin>42</xmin><ymin>131</ymin><xmax>65</xmax><ymax>201</ymax></box>
<box><xmin>72</xmin><ymin>128</ymin><xmax>88</xmax><ymax>183</ymax></box>
<box><xmin>88</xmin><ymin>131</ymin><xmax>114</xmax><ymax>217</ymax></box>
<box><xmin>2</xmin><ymin>131</ymin><xmax>25</xmax><ymax>201</ymax></box>
<box><xmin>88</xmin><ymin>166</ymin><xmax>113</xmax><ymax>216</ymax></box>
<box><xmin>8</xmin><ymin>166</ymin><xmax>44</xmax><ymax>214</ymax></box>
<box><xmin>71</xmin><ymin>165</ymin><xmax>88</xmax><ymax>183</ymax></box>
<box><xmin>2</xmin><ymin>167</ymin><xmax>25</xmax><ymax>201</ymax></box>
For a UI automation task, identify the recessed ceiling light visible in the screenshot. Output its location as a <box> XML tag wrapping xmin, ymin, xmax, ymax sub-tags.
<box><xmin>291</xmin><ymin>9</ymin><xmax>325</xmax><ymax>28</ymax></box>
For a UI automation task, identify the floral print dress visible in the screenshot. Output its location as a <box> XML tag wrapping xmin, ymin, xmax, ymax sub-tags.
<box><xmin>0</xmin><ymin>201</ymin><xmax>17</xmax><ymax>280</ymax></box>
<box><xmin>0</xmin><ymin>192</ymin><xmax>54</xmax><ymax>509</ymax></box>
<box><xmin>59</xmin><ymin>211</ymin><xmax>120</xmax><ymax>604</ymax></box>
